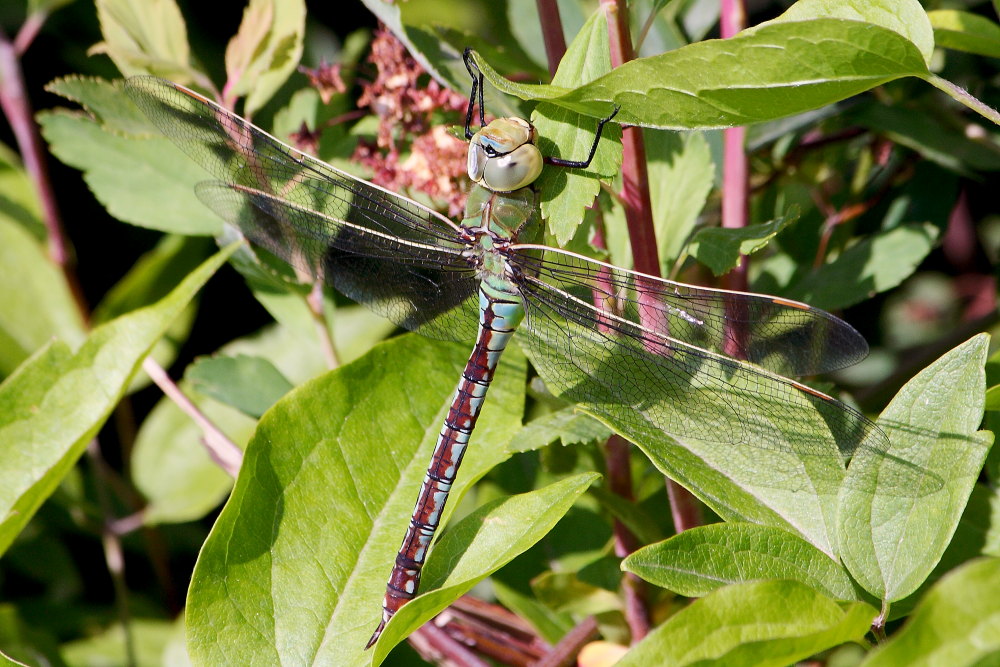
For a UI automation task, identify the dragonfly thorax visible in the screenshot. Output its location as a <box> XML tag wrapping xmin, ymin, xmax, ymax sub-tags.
<box><xmin>467</xmin><ymin>117</ymin><xmax>543</xmax><ymax>192</ymax></box>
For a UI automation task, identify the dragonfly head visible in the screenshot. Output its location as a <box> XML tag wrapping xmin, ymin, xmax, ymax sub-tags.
<box><xmin>467</xmin><ymin>117</ymin><xmax>543</xmax><ymax>193</ymax></box>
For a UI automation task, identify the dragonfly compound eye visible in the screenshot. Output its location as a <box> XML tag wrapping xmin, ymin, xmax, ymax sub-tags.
<box><xmin>480</xmin><ymin>143</ymin><xmax>543</xmax><ymax>192</ymax></box>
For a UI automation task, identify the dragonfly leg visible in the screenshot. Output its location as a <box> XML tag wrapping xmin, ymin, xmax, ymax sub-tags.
<box><xmin>544</xmin><ymin>105</ymin><xmax>621</xmax><ymax>169</ymax></box>
<box><xmin>463</xmin><ymin>47</ymin><xmax>486</xmax><ymax>138</ymax></box>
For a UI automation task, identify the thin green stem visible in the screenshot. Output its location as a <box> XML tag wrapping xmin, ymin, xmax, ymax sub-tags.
<box><xmin>925</xmin><ymin>73</ymin><xmax>1000</xmax><ymax>126</ymax></box>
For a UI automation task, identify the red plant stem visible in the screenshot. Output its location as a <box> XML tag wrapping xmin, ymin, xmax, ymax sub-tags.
<box><xmin>720</xmin><ymin>0</ymin><xmax>749</xmax><ymax>298</ymax></box>
<box><xmin>0</xmin><ymin>25</ymin><xmax>89</xmax><ymax>319</ymax></box>
<box><xmin>535</xmin><ymin>0</ymin><xmax>657</xmax><ymax>642</ymax></box>
<box><xmin>410</xmin><ymin>623</ymin><xmax>492</xmax><ymax>667</ymax></box>
<box><xmin>142</xmin><ymin>358</ymin><xmax>244</xmax><ymax>476</ymax></box>
<box><xmin>603</xmin><ymin>0</ymin><xmax>702</xmax><ymax>543</ymax></box>
<box><xmin>533</xmin><ymin>616</ymin><xmax>599</xmax><ymax>667</ymax></box>
<box><xmin>13</xmin><ymin>11</ymin><xmax>46</xmax><ymax>54</ymax></box>
<box><xmin>535</xmin><ymin>0</ymin><xmax>567</xmax><ymax>77</ymax></box>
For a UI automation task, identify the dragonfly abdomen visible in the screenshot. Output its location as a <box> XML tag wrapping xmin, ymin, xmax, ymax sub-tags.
<box><xmin>367</xmin><ymin>283</ymin><xmax>524</xmax><ymax>648</ymax></box>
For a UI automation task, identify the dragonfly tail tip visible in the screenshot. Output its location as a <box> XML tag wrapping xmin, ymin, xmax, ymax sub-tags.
<box><xmin>364</xmin><ymin>621</ymin><xmax>386</xmax><ymax>650</ymax></box>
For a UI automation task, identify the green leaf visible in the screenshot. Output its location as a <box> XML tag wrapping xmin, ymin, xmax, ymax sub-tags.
<box><xmin>929</xmin><ymin>10</ymin><xmax>1000</xmax><ymax>59</ymax></box>
<box><xmin>225</xmin><ymin>0</ymin><xmax>306</xmax><ymax>116</ymax></box>
<box><xmin>188</xmin><ymin>354</ymin><xmax>294</xmax><ymax>418</ymax></box>
<box><xmin>840</xmin><ymin>334</ymin><xmax>994</xmax><ymax>601</ymax></box>
<box><xmin>761</xmin><ymin>0</ymin><xmax>934</xmax><ymax>65</ymax></box>
<box><xmin>93</xmin><ymin>235</ymin><xmax>209</xmax><ymax>392</ymax></box>
<box><xmin>987</xmin><ymin>385</ymin><xmax>1000</xmax><ymax>412</ymax></box>
<box><xmin>492</xmin><ymin>580</ymin><xmax>573</xmax><ymax>644</ymax></box>
<box><xmin>27</xmin><ymin>0</ymin><xmax>74</xmax><ymax>15</ymax></box>
<box><xmin>523</xmin><ymin>345</ymin><xmax>862</xmax><ymax>558</ymax></box>
<box><xmin>688</xmin><ymin>213</ymin><xmax>796</xmax><ymax>276</ymax></box>
<box><xmin>186</xmin><ymin>334</ymin><xmax>527</xmax><ymax>665</ymax></box>
<box><xmin>616</xmin><ymin>580</ymin><xmax>876</xmax><ymax>666</ymax></box>
<box><xmin>60</xmin><ymin>619</ymin><xmax>178</xmax><ymax>667</ymax></box>
<box><xmin>0</xmin><ymin>218</ymin><xmax>86</xmax><ymax>375</ymax></box>
<box><xmin>862</xmin><ymin>558</ymin><xmax>1000</xmax><ymax>667</ymax></box>
<box><xmin>0</xmin><ymin>142</ymin><xmax>44</xmax><ymax>237</ymax></box>
<box><xmin>535</xmin><ymin>8</ymin><xmax>622</xmax><ymax>245</ymax></box>
<box><xmin>623</xmin><ymin>522</ymin><xmax>859</xmax><ymax>600</ymax></box>
<box><xmin>39</xmin><ymin>108</ymin><xmax>220</xmax><ymax>235</ymax></box>
<box><xmin>45</xmin><ymin>75</ymin><xmax>154</xmax><ymax>136</ymax></box>
<box><xmin>0</xmin><ymin>651</ymin><xmax>28</xmax><ymax>667</ymax></box>
<box><xmin>0</xmin><ymin>245</ymin><xmax>234</xmax><ymax>555</ymax></box>
<box><xmin>92</xmin><ymin>0</ymin><xmax>196</xmax><ymax>82</ymax></box>
<box><xmin>787</xmin><ymin>222</ymin><xmax>938</xmax><ymax>311</ymax></box>
<box><xmin>508</xmin><ymin>407</ymin><xmax>612</xmax><ymax>454</ymax></box>
<box><xmin>132</xmin><ymin>380</ymin><xmax>253</xmax><ymax>525</ymax></box>
<box><xmin>532</xmin><ymin>571</ymin><xmax>622</xmax><ymax>617</ymax></box>
<box><xmin>372</xmin><ymin>473</ymin><xmax>600</xmax><ymax>660</ymax></box>
<box><xmin>647</xmin><ymin>130</ymin><xmax>716</xmax><ymax>267</ymax></box>
<box><xmin>135</xmin><ymin>303</ymin><xmax>378</xmax><ymax>526</ymax></box>
<box><xmin>470</xmin><ymin>17</ymin><xmax>930</xmax><ymax>129</ymax></box>
<box><xmin>854</xmin><ymin>103</ymin><xmax>1000</xmax><ymax>174</ymax></box>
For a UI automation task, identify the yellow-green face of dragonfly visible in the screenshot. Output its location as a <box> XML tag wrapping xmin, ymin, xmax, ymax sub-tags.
<box><xmin>467</xmin><ymin>117</ymin><xmax>543</xmax><ymax>193</ymax></box>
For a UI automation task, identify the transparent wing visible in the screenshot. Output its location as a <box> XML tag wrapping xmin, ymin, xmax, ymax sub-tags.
<box><xmin>123</xmin><ymin>76</ymin><xmax>467</xmax><ymax>248</ymax></box>
<box><xmin>513</xmin><ymin>245</ymin><xmax>867</xmax><ymax>377</ymax></box>
<box><xmin>514</xmin><ymin>253</ymin><xmax>939</xmax><ymax>496</ymax></box>
<box><xmin>198</xmin><ymin>182</ymin><xmax>480</xmax><ymax>341</ymax></box>
<box><xmin>125</xmin><ymin>75</ymin><xmax>480</xmax><ymax>341</ymax></box>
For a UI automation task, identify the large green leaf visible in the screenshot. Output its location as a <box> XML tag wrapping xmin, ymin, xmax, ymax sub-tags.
<box><xmin>759</xmin><ymin>0</ymin><xmax>934</xmax><ymax>64</ymax></box>
<box><xmin>623</xmin><ymin>522</ymin><xmax>859</xmax><ymax>600</ymax></box>
<box><xmin>470</xmin><ymin>14</ymin><xmax>930</xmax><ymax>129</ymax></box>
<box><xmin>186</xmin><ymin>334</ymin><xmax>530</xmax><ymax>665</ymax></box>
<box><xmin>39</xmin><ymin>102</ymin><xmax>219</xmax><ymax>235</ymax></box>
<box><xmin>522</xmin><ymin>336</ymin><xmax>864</xmax><ymax>558</ymax></box>
<box><xmin>616</xmin><ymin>580</ymin><xmax>876</xmax><ymax>666</ymax></box>
<box><xmin>840</xmin><ymin>335</ymin><xmax>993</xmax><ymax>601</ymax></box>
<box><xmin>0</xmin><ymin>245</ymin><xmax>234</xmax><ymax>555</ymax></box>
<box><xmin>862</xmin><ymin>558</ymin><xmax>1000</xmax><ymax>666</ymax></box>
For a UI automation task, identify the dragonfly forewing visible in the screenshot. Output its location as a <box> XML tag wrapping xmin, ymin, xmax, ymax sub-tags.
<box><xmin>197</xmin><ymin>182</ymin><xmax>481</xmax><ymax>341</ymax></box>
<box><xmin>123</xmin><ymin>76</ymin><xmax>467</xmax><ymax>247</ymax></box>
<box><xmin>512</xmin><ymin>246</ymin><xmax>870</xmax><ymax>377</ymax></box>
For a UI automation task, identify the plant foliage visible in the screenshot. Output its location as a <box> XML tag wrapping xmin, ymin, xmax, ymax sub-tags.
<box><xmin>1</xmin><ymin>0</ymin><xmax>999</xmax><ymax>665</ymax></box>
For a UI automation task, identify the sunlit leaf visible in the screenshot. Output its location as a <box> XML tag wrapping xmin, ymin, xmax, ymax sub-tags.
<box><xmin>929</xmin><ymin>9</ymin><xmax>1000</xmax><ymax>59</ymax></box>
<box><xmin>863</xmin><ymin>558</ymin><xmax>1000</xmax><ymax>666</ymax></box>
<box><xmin>0</xmin><ymin>246</ymin><xmax>234</xmax><ymax>555</ymax></box>
<box><xmin>840</xmin><ymin>335</ymin><xmax>993</xmax><ymax>601</ymax></box>
<box><xmin>616</xmin><ymin>580</ymin><xmax>875</xmax><ymax>666</ymax></box>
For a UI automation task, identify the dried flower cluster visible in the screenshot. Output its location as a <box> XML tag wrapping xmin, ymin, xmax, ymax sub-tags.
<box><xmin>351</xmin><ymin>29</ymin><xmax>470</xmax><ymax>216</ymax></box>
<box><xmin>298</xmin><ymin>61</ymin><xmax>347</xmax><ymax>105</ymax></box>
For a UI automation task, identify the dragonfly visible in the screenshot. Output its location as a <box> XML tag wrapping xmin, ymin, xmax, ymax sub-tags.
<box><xmin>124</xmin><ymin>49</ymin><xmax>932</xmax><ymax>649</ymax></box>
